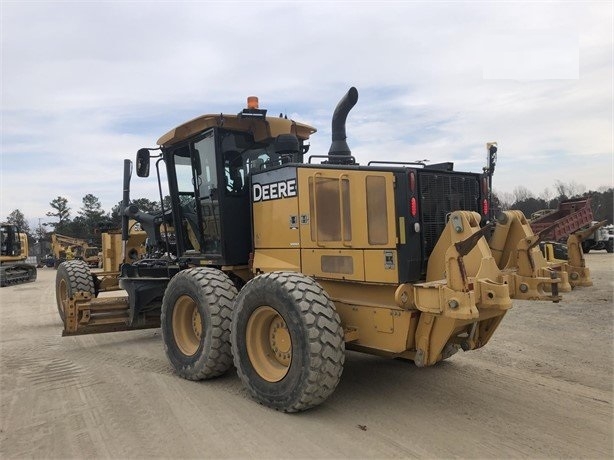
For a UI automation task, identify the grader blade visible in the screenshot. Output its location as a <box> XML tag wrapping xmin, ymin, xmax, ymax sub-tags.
<box><xmin>63</xmin><ymin>291</ymin><xmax>160</xmax><ymax>336</ymax></box>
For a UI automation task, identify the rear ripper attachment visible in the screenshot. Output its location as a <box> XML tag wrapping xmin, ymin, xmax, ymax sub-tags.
<box><xmin>489</xmin><ymin>210</ymin><xmax>605</xmax><ymax>293</ymax></box>
<box><xmin>564</xmin><ymin>220</ymin><xmax>608</xmax><ymax>287</ymax></box>
<box><xmin>407</xmin><ymin>211</ymin><xmax>512</xmax><ymax>367</ymax></box>
<box><xmin>488</xmin><ymin>211</ymin><xmax>565</xmax><ymax>300</ymax></box>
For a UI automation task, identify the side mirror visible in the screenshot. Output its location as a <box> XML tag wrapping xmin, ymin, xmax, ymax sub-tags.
<box><xmin>136</xmin><ymin>148</ymin><xmax>150</xmax><ymax>177</ymax></box>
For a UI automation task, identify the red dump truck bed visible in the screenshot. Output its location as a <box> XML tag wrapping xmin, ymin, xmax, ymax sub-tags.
<box><xmin>530</xmin><ymin>198</ymin><xmax>594</xmax><ymax>241</ymax></box>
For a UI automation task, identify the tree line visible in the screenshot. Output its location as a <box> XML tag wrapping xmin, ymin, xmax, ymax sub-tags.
<box><xmin>4</xmin><ymin>195</ymin><xmax>163</xmax><ymax>246</ymax></box>
<box><xmin>493</xmin><ymin>181</ymin><xmax>613</xmax><ymax>225</ymax></box>
<box><xmin>4</xmin><ymin>181</ymin><xmax>613</xmax><ymax>246</ymax></box>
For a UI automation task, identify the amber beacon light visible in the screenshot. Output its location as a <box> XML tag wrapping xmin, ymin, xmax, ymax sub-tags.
<box><xmin>247</xmin><ymin>96</ymin><xmax>259</xmax><ymax>109</ymax></box>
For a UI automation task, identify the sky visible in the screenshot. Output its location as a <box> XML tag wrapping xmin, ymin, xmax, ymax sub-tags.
<box><xmin>1</xmin><ymin>1</ymin><xmax>612</xmax><ymax>230</ymax></box>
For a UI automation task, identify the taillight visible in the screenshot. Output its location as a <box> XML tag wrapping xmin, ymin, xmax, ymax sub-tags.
<box><xmin>411</xmin><ymin>197</ymin><xmax>418</xmax><ymax>217</ymax></box>
<box><xmin>482</xmin><ymin>199</ymin><xmax>489</xmax><ymax>215</ymax></box>
<box><xmin>409</xmin><ymin>171</ymin><xmax>418</xmax><ymax>217</ymax></box>
<box><xmin>482</xmin><ymin>177</ymin><xmax>489</xmax><ymax>195</ymax></box>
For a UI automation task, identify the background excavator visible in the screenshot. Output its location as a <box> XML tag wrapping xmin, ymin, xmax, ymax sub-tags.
<box><xmin>0</xmin><ymin>223</ymin><xmax>37</xmax><ymax>287</ymax></box>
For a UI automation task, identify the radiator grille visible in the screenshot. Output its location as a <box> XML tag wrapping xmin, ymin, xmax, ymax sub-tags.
<box><xmin>419</xmin><ymin>172</ymin><xmax>480</xmax><ymax>259</ymax></box>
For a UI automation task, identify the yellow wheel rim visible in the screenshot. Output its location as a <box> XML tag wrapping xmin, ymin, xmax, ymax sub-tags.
<box><xmin>172</xmin><ymin>295</ymin><xmax>203</xmax><ymax>357</ymax></box>
<box><xmin>58</xmin><ymin>279</ymin><xmax>68</xmax><ymax>314</ymax></box>
<box><xmin>246</xmin><ymin>306</ymin><xmax>292</xmax><ymax>382</ymax></box>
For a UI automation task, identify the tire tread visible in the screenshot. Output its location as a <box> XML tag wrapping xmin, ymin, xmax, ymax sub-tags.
<box><xmin>161</xmin><ymin>268</ymin><xmax>235</xmax><ymax>380</ymax></box>
<box><xmin>232</xmin><ymin>271</ymin><xmax>344</xmax><ymax>412</ymax></box>
<box><xmin>55</xmin><ymin>260</ymin><xmax>95</xmax><ymax>321</ymax></box>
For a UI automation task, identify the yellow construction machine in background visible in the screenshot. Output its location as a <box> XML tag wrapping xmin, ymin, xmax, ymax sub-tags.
<box><xmin>1</xmin><ymin>223</ymin><xmax>37</xmax><ymax>287</ymax></box>
<box><xmin>47</xmin><ymin>233</ymin><xmax>100</xmax><ymax>269</ymax></box>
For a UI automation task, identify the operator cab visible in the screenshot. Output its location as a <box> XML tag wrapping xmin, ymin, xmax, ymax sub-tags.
<box><xmin>134</xmin><ymin>101</ymin><xmax>314</xmax><ymax>268</ymax></box>
<box><xmin>166</xmin><ymin>129</ymin><xmax>302</xmax><ymax>266</ymax></box>
<box><xmin>0</xmin><ymin>224</ymin><xmax>21</xmax><ymax>258</ymax></box>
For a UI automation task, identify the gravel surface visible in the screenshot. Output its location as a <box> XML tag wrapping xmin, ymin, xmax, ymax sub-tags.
<box><xmin>1</xmin><ymin>254</ymin><xmax>612</xmax><ymax>458</ymax></box>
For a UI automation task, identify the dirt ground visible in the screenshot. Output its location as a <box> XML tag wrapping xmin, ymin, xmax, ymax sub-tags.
<box><xmin>1</xmin><ymin>254</ymin><xmax>612</xmax><ymax>459</ymax></box>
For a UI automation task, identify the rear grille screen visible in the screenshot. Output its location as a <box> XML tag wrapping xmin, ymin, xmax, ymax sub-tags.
<box><xmin>419</xmin><ymin>172</ymin><xmax>480</xmax><ymax>259</ymax></box>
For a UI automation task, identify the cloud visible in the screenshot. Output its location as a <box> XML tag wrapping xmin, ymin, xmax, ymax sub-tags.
<box><xmin>1</xmin><ymin>1</ymin><xmax>612</xmax><ymax>227</ymax></box>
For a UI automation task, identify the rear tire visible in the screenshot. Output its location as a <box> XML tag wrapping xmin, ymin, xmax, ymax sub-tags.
<box><xmin>55</xmin><ymin>260</ymin><xmax>95</xmax><ymax>322</ymax></box>
<box><xmin>231</xmin><ymin>272</ymin><xmax>345</xmax><ymax>412</ymax></box>
<box><xmin>161</xmin><ymin>268</ymin><xmax>236</xmax><ymax>380</ymax></box>
<box><xmin>607</xmin><ymin>239</ymin><xmax>613</xmax><ymax>253</ymax></box>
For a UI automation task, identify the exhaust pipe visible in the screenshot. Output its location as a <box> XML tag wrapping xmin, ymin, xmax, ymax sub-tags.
<box><xmin>328</xmin><ymin>87</ymin><xmax>358</xmax><ymax>163</ymax></box>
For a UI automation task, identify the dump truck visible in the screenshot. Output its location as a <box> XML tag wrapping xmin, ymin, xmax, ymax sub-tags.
<box><xmin>530</xmin><ymin>198</ymin><xmax>593</xmax><ymax>241</ymax></box>
<box><xmin>581</xmin><ymin>221</ymin><xmax>613</xmax><ymax>253</ymax></box>
<box><xmin>56</xmin><ymin>87</ymin><xmax>515</xmax><ymax>412</ymax></box>
<box><xmin>1</xmin><ymin>223</ymin><xmax>37</xmax><ymax>287</ymax></box>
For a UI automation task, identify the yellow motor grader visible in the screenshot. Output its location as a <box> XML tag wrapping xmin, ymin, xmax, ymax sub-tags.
<box><xmin>49</xmin><ymin>233</ymin><xmax>100</xmax><ymax>269</ymax></box>
<box><xmin>57</xmin><ymin>87</ymin><xmax>519</xmax><ymax>412</ymax></box>
<box><xmin>55</xmin><ymin>221</ymin><xmax>147</xmax><ymax>322</ymax></box>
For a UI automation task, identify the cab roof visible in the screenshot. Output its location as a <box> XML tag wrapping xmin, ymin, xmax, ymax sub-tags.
<box><xmin>157</xmin><ymin>113</ymin><xmax>317</xmax><ymax>147</ymax></box>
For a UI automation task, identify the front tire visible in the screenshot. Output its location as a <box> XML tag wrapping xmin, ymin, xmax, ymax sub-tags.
<box><xmin>231</xmin><ymin>272</ymin><xmax>345</xmax><ymax>412</ymax></box>
<box><xmin>55</xmin><ymin>260</ymin><xmax>95</xmax><ymax>322</ymax></box>
<box><xmin>161</xmin><ymin>268</ymin><xmax>236</xmax><ymax>380</ymax></box>
<box><xmin>607</xmin><ymin>239</ymin><xmax>613</xmax><ymax>253</ymax></box>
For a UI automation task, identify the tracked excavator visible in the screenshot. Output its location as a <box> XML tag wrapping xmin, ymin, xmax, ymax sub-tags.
<box><xmin>1</xmin><ymin>223</ymin><xmax>37</xmax><ymax>287</ymax></box>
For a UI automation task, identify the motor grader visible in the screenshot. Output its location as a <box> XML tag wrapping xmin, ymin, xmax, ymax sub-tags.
<box><xmin>48</xmin><ymin>233</ymin><xmax>100</xmax><ymax>269</ymax></box>
<box><xmin>98</xmin><ymin>221</ymin><xmax>147</xmax><ymax>272</ymax></box>
<box><xmin>56</xmin><ymin>87</ymin><xmax>515</xmax><ymax>412</ymax></box>
<box><xmin>55</xmin><ymin>221</ymin><xmax>146</xmax><ymax>322</ymax></box>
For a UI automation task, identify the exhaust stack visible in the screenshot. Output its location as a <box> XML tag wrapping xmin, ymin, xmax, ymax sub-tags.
<box><xmin>328</xmin><ymin>87</ymin><xmax>358</xmax><ymax>163</ymax></box>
